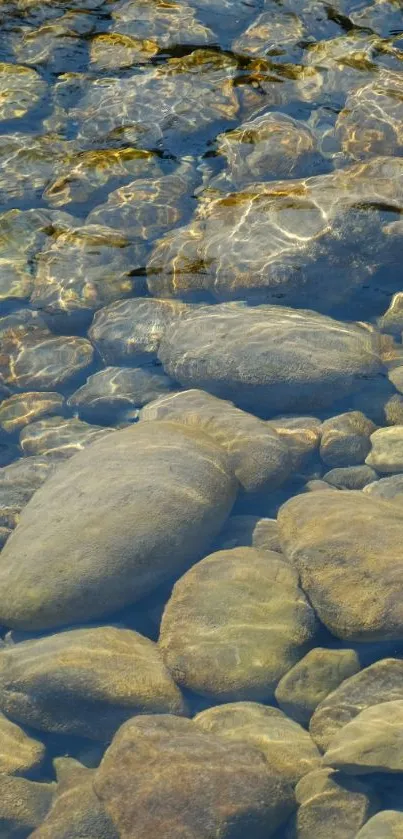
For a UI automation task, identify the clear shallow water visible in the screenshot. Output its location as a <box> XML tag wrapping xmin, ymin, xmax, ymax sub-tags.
<box><xmin>0</xmin><ymin>0</ymin><xmax>403</xmax><ymax>837</ymax></box>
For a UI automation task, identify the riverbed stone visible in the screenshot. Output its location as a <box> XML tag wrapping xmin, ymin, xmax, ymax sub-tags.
<box><xmin>0</xmin><ymin>421</ymin><xmax>236</xmax><ymax>629</ymax></box>
<box><xmin>194</xmin><ymin>702</ymin><xmax>320</xmax><ymax>785</ymax></box>
<box><xmin>355</xmin><ymin>810</ymin><xmax>403</xmax><ymax>839</ymax></box>
<box><xmin>159</xmin><ymin>547</ymin><xmax>317</xmax><ymax>700</ymax></box>
<box><xmin>30</xmin><ymin>757</ymin><xmax>118</xmax><ymax>839</ymax></box>
<box><xmin>215</xmin><ymin>515</ymin><xmax>282</xmax><ymax>553</ymax></box>
<box><xmin>0</xmin><ymin>774</ymin><xmax>55</xmax><ymax>838</ymax></box>
<box><xmin>324</xmin><ymin>699</ymin><xmax>403</xmax><ymax>774</ymax></box>
<box><xmin>0</xmin><ymin>711</ymin><xmax>45</xmax><ymax>777</ymax></box>
<box><xmin>275</xmin><ymin>648</ymin><xmax>361</xmax><ymax>725</ymax></box>
<box><xmin>266</xmin><ymin>416</ymin><xmax>322</xmax><ymax>469</ymax></box>
<box><xmin>93</xmin><ymin>714</ymin><xmax>295</xmax><ymax>839</ymax></box>
<box><xmin>0</xmin><ymin>455</ymin><xmax>58</xmax><ymax>529</ymax></box>
<box><xmin>140</xmin><ymin>389</ymin><xmax>292</xmax><ymax>492</ymax></box>
<box><xmin>320</xmin><ymin>412</ymin><xmax>376</xmax><ymax>467</ymax></box>
<box><xmin>323</xmin><ymin>465</ymin><xmax>378</xmax><ymax>490</ymax></box>
<box><xmin>366</xmin><ymin>426</ymin><xmax>403</xmax><ymax>472</ymax></box>
<box><xmin>0</xmin><ymin>626</ymin><xmax>186</xmax><ymax>740</ymax></box>
<box><xmin>19</xmin><ymin>416</ymin><xmax>113</xmax><ymax>458</ymax></box>
<box><xmin>158</xmin><ymin>303</ymin><xmax>384</xmax><ymax>416</ymax></box>
<box><xmin>68</xmin><ymin>366</ymin><xmax>174</xmax><ymax>423</ymax></box>
<box><xmin>89</xmin><ymin>296</ymin><xmax>187</xmax><ymax>366</ymax></box>
<box><xmin>0</xmin><ymin>392</ymin><xmax>64</xmax><ymax>434</ymax></box>
<box><xmin>278</xmin><ymin>491</ymin><xmax>403</xmax><ymax>641</ymax></box>
<box><xmin>363</xmin><ymin>474</ymin><xmax>403</xmax><ymax>501</ymax></box>
<box><xmin>0</xmin><ymin>62</ymin><xmax>47</xmax><ymax>122</ymax></box>
<box><xmin>0</xmin><ymin>323</ymin><xmax>94</xmax><ymax>390</ymax></box>
<box><xmin>285</xmin><ymin>768</ymin><xmax>377</xmax><ymax>839</ymax></box>
<box><xmin>309</xmin><ymin>658</ymin><xmax>403</xmax><ymax>752</ymax></box>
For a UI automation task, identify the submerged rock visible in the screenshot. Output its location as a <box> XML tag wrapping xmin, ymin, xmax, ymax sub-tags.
<box><xmin>278</xmin><ymin>491</ymin><xmax>403</xmax><ymax>641</ymax></box>
<box><xmin>286</xmin><ymin>767</ymin><xmax>376</xmax><ymax>839</ymax></box>
<box><xmin>366</xmin><ymin>426</ymin><xmax>403</xmax><ymax>473</ymax></box>
<box><xmin>355</xmin><ymin>810</ymin><xmax>403</xmax><ymax>839</ymax></box>
<box><xmin>324</xmin><ymin>699</ymin><xmax>403</xmax><ymax>774</ymax></box>
<box><xmin>0</xmin><ymin>62</ymin><xmax>47</xmax><ymax>122</ymax></box>
<box><xmin>215</xmin><ymin>515</ymin><xmax>282</xmax><ymax>553</ymax></box>
<box><xmin>320</xmin><ymin>412</ymin><xmax>376</xmax><ymax>467</ymax></box>
<box><xmin>159</xmin><ymin>547</ymin><xmax>317</xmax><ymax>700</ymax></box>
<box><xmin>0</xmin><ymin>711</ymin><xmax>45</xmax><ymax>777</ymax></box>
<box><xmin>0</xmin><ymin>421</ymin><xmax>236</xmax><ymax>629</ymax></box>
<box><xmin>336</xmin><ymin>71</ymin><xmax>403</xmax><ymax>160</ymax></box>
<box><xmin>0</xmin><ymin>392</ymin><xmax>64</xmax><ymax>434</ymax></box>
<box><xmin>0</xmin><ymin>774</ymin><xmax>55</xmax><ymax>838</ymax></box>
<box><xmin>68</xmin><ymin>366</ymin><xmax>174</xmax><ymax>423</ymax></box>
<box><xmin>19</xmin><ymin>416</ymin><xmax>113</xmax><ymax>458</ymax></box>
<box><xmin>0</xmin><ymin>626</ymin><xmax>185</xmax><ymax>740</ymax></box>
<box><xmin>93</xmin><ymin>714</ymin><xmax>295</xmax><ymax>839</ymax></box>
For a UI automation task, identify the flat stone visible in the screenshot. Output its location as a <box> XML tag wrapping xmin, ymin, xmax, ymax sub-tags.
<box><xmin>323</xmin><ymin>465</ymin><xmax>378</xmax><ymax>490</ymax></box>
<box><xmin>0</xmin><ymin>626</ymin><xmax>185</xmax><ymax>740</ymax></box>
<box><xmin>278</xmin><ymin>491</ymin><xmax>403</xmax><ymax>641</ymax></box>
<box><xmin>159</xmin><ymin>547</ymin><xmax>317</xmax><ymax>701</ymax></box>
<box><xmin>30</xmin><ymin>757</ymin><xmax>118</xmax><ymax>839</ymax></box>
<box><xmin>68</xmin><ymin>366</ymin><xmax>174</xmax><ymax>423</ymax></box>
<box><xmin>158</xmin><ymin>303</ymin><xmax>383</xmax><ymax>416</ymax></box>
<box><xmin>309</xmin><ymin>658</ymin><xmax>403</xmax><ymax>752</ymax></box>
<box><xmin>285</xmin><ymin>768</ymin><xmax>376</xmax><ymax>839</ymax></box>
<box><xmin>275</xmin><ymin>648</ymin><xmax>361</xmax><ymax>725</ymax></box>
<box><xmin>355</xmin><ymin>810</ymin><xmax>403</xmax><ymax>839</ymax></box>
<box><xmin>93</xmin><ymin>715</ymin><xmax>295</xmax><ymax>839</ymax></box>
<box><xmin>324</xmin><ymin>700</ymin><xmax>403</xmax><ymax>774</ymax></box>
<box><xmin>0</xmin><ymin>392</ymin><xmax>64</xmax><ymax>434</ymax></box>
<box><xmin>366</xmin><ymin>426</ymin><xmax>403</xmax><ymax>473</ymax></box>
<box><xmin>140</xmin><ymin>389</ymin><xmax>292</xmax><ymax>492</ymax></box>
<box><xmin>194</xmin><ymin>702</ymin><xmax>320</xmax><ymax>786</ymax></box>
<box><xmin>320</xmin><ymin>412</ymin><xmax>376</xmax><ymax>467</ymax></box>
<box><xmin>215</xmin><ymin>515</ymin><xmax>282</xmax><ymax>553</ymax></box>
<box><xmin>19</xmin><ymin>416</ymin><xmax>113</xmax><ymax>458</ymax></box>
<box><xmin>0</xmin><ymin>421</ymin><xmax>236</xmax><ymax>629</ymax></box>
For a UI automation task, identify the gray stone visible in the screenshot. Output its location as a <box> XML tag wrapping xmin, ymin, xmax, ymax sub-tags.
<box><xmin>266</xmin><ymin>416</ymin><xmax>322</xmax><ymax>469</ymax></box>
<box><xmin>0</xmin><ymin>392</ymin><xmax>64</xmax><ymax>434</ymax></box>
<box><xmin>275</xmin><ymin>648</ymin><xmax>361</xmax><ymax>725</ymax></box>
<box><xmin>363</xmin><ymin>474</ymin><xmax>403</xmax><ymax>501</ymax></box>
<box><xmin>366</xmin><ymin>426</ymin><xmax>403</xmax><ymax>473</ymax></box>
<box><xmin>68</xmin><ymin>366</ymin><xmax>174</xmax><ymax>423</ymax></box>
<box><xmin>159</xmin><ymin>547</ymin><xmax>317</xmax><ymax>701</ymax></box>
<box><xmin>20</xmin><ymin>417</ymin><xmax>113</xmax><ymax>458</ymax></box>
<box><xmin>0</xmin><ymin>626</ymin><xmax>185</xmax><ymax>740</ymax></box>
<box><xmin>323</xmin><ymin>465</ymin><xmax>378</xmax><ymax>490</ymax></box>
<box><xmin>0</xmin><ymin>421</ymin><xmax>236</xmax><ymax>629</ymax></box>
<box><xmin>320</xmin><ymin>412</ymin><xmax>376</xmax><ymax>467</ymax></box>
<box><xmin>324</xmin><ymin>699</ymin><xmax>403</xmax><ymax>774</ymax></box>
<box><xmin>215</xmin><ymin>515</ymin><xmax>282</xmax><ymax>553</ymax></box>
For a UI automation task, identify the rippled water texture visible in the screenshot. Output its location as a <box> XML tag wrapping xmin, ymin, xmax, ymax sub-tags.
<box><xmin>0</xmin><ymin>0</ymin><xmax>403</xmax><ymax>837</ymax></box>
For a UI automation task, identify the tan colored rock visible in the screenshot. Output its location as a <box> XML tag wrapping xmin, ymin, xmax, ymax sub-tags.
<box><xmin>0</xmin><ymin>421</ymin><xmax>236</xmax><ymax>630</ymax></box>
<box><xmin>286</xmin><ymin>768</ymin><xmax>376</xmax><ymax>839</ymax></box>
<box><xmin>324</xmin><ymin>700</ymin><xmax>403</xmax><ymax>774</ymax></box>
<box><xmin>93</xmin><ymin>714</ymin><xmax>295</xmax><ymax>839</ymax></box>
<box><xmin>267</xmin><ymin>416</ymin><xmax>322</xmax><ymax>469</ymax></box>
<box><xmin>320</xmin><ymin>412</ymin><xmax>376</xmax><ymax>467</ymax></box>
<box><xmin>0</xmin><ymin>392</ymin><xmax>64</xmax><ymax>434</ymax></box>
<box><xmin>0</xmin><ymin>626</ymin><xmax>185</xmax><ymax>740</ymax></box>
<box><xmin>0</xmin><ymin>711</ymin><xmax>45</xmax><ymax>776</ymax></box>
<box><xmin>366</xmin><ymin>426</ymin><xmax>403</xmax><ymax>472</ymax></box>
<box><xmin>20</xmin><ymin>416</ymin><xmax>113</xmax><ymax>458</ymax></box>
<box><xmin>355</xmin><ymin>810</ymin><xmax>403</xmax><ymax>838</ymax></box>
<box><xmin>0</xmin><ymin>774</ymin><xmax>55</xmax><ymax>838</ymax></box>
<box><xmin>309</xmin><ymin>658</ymin><xmax>403</xmax><ymax>752</ymax></box>
<box><xmin>159</xmin><ymin>547</ymin><xmax>317</xmax><ymax>700</ymax></box>
<box><xmin>275</xmin><ymin>648</ymin><xmax>361</xmax><ymax>725</ymax></box>
<box><xmin>194</xmin><ymin>702</ymin><xmax>320</xmax><ymax>786</ymax></box>
<box><xmin>140</xmin><ymin>389</ymin><xmax>292</xmax><ymax>492</ymax></box>
<box><xmin>30</xmin><ymin>757</ymin><xmax>118</xmax><ymax>839</ymax></box>
<box><xmin>323</xmin><ymin>465</ymin><xmax>378</xmax><ymax>490</ymax></box>
<box><xmin>278</xmin><ymin>491</ymin><xmax>403</xmax><ymax>641</ymax></box>
<box><xmin>215</xmin><ymin>515</ymin><xmax>281</xmax><ymax>553</ymax></box>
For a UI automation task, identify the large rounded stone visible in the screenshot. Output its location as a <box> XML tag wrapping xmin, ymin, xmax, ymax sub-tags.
<box><xmin>324</xmin><ymin>700</ymin><xmax>403</xmax><ymax>774</ymax></box>
<box><xmin>140</xmin><ymin>389</ymin><xmax>292</xmax><ymax>492</ymax></box>
<box><xmin>0</xmin><ymin>421</ymin><xmax>236</xmax><ymax>629</ymax></box>
<box><xmin>275</xmin><ymin>648</ymin><xmax>361</xmax><ymax>725</ymax></box>
<box><xmin>285</xmin><ymin>768</ymin><xmax>377</xmax><ymax>839</ymax></box>
<box><xmin>93</xmin><ymin>714</ymin><xmax>295</xmax><ymax>839</ymax></box>
<box><xmin>355</xmin><ymin>810</ymin><xmax>403</xmax><ymax>839</ymax></box>
<box><xmin>278</xmin><ymin>491</ymin><xmax>403</xmax><ymax>641</ymax></box>
<box><xmin>30</xmin><ymin>758</ymin><xmax>118</xmax><ymax>839</ymax></box>
<box><xmin>0</xmin><ymin>626</ymin><xmax>185</xmax><ymax>740</ymax></box>
<box><xmin>158</xmin><ymin>304</ymin><xmax>383</xmax><ymax>416</ymax></box>
<box><xmin>309</xmin><ymin>658</ymin><xmax>403</xmax><ymax>752</ymax></box>
<box><xmin>194</xmin><ymin>702</ymin><xmax>320</xmax><ymax>786</ymax></box>
<box><xmin>0</xmin><ymin>711</ymin><xmax>45</xmax><ymax>777</ymax></box>
<box><xmin>159</xmin><ymin>547</ymin><xmax>317</xmax><ymax>700</ymax></box>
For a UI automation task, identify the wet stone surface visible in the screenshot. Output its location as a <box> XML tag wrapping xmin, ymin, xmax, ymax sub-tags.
<box><xmin>0</xmin><ymin>0</ymin><xmax>403</xmax><ymax>836</ymax></box>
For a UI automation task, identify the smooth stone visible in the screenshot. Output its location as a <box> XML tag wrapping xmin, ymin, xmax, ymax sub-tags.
<box><xmin>378</xmin><ymin>292</ymin><xmax>403</xmax><ymax>336</ymax></box>
<box><xmin>285</xmin><ymin>768</ymin><xmax>377</xmax><ymax>839</ymax></box>
<box><xmin>266</xmin><ymin>416</ymin><xmax>322</xmax><ymax>469</ymax></box>
<box><xmin>323</xmin><ymin>465</ymin><xmax>378</xmax><ymax>490</ymax></box>
<box><xmin>320</xmin><ymin>412</ymin><xmax>376</xmax><ymax>467</ymax></box>
<box><xmin>309</xmin><ymin>658</ymin><xmax>403</xmax><ymax>752</ymax></box>
<box><xmin>0</xmin><ymin>456</ymin><xmax>58</xmax><ymax>529</ymax></box>
<box><xmin>0</xmin><ymin>626</ymin><xmax>185</xmax><ymax>740</ymax></box>
<box><xmin>363</xmin><ymin>474</ymin><xmax>403</xmax><ymax>501</ymax></box>
<box><xmin>68</xmin><ymin>366</ymin><xmax>174</xmax><ymax>423</ymax></box>
<box><xmin>215</xmin><ymin>515</ymin><xmax>282</xmax><ymax>553</ymax></box>
<box><xmin>0</xmin><ymin>774</ymin><xmax>55</xmax><ymax>838</ymax></box>
<box><xmin>384</xmin><ymin>394</ymin><xmax>403</xmax><ymax>425</ymax></box>
<box><xmin>0</xmin><ymin>527</ymin><xmax>10</xmax><ymax>547</ymax></box>
<box><xmin>159</xmin><ymin>547</ymin><xmax>317</xmax><ymax>701</ymax></box>
<box><xmin>88</xmin><ymin>297</ymin><xmax>187</xmax><ymax>365</ymax></box>
<box><xmin>194</xmin><ymin>702</ymin><xmax>321</xmax><ymax>786</ymax></box>
<box><xmin>366</xmin><ymin>426</ymin><xmax>403</xmax><ymax>473</ymax></box>
<box><xmin>0</xmin><ymin>421</ymin><xmax>237</xmax><ymax>630</ymax></box>
<box><xmin>158</xmin><ymin>304</ymin><xmax>383</xmax><ymax>416</ymax></box>
<box><xmin>355</xmin><ymin>810</ymin><xmax>403</xmax><ymax>839</ymax></box>
<box><xmin>325</xmin><ymin>699</ymin><xmax>403</xmax><ymax>774</ymax></box>
<box><xmin>305</xmin><ymin>479</ymin><xmax>338</xmax><ymax>492</ymax></box>
<box><xmin>0</xmin><ymin>392</ymin><xmax>64</xmax><ymax>434</ymax></box>
<box><xmin>275</xmin><ymin>648</ymin><xmax>361</xmax><ymax>726</ymax></box>
<box><xmin>0</xmin><ymin>326</ymin><xmax>94</xmax><ymax>391</ymax></box>
<box><xmin>140</xmin><ymin>389</ymin><xmax>292</xmax><ymax>492</ymax></box>
<box><xmin>0</xmin><ymin>711</ymin><xmax>45</xmax><ymax>776</ymax></box>
<box><xmin>93</xmin><ymin>715</ymin><xmax>295</xmax><ymax>839</ymax></box>
<box><xmin>19</xmin><ymin>416</ymin><xmax>113</xmax><ymax>458</ymax></box>
<box><xmin>278</xmin><ymin>491</ymin><xmax>403</xmax><ymax>642</ymax></box>
<box><xmin>30</xmin><ymin>758</ymin><xmax>118</xmax><ymax>839</ymax></box>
